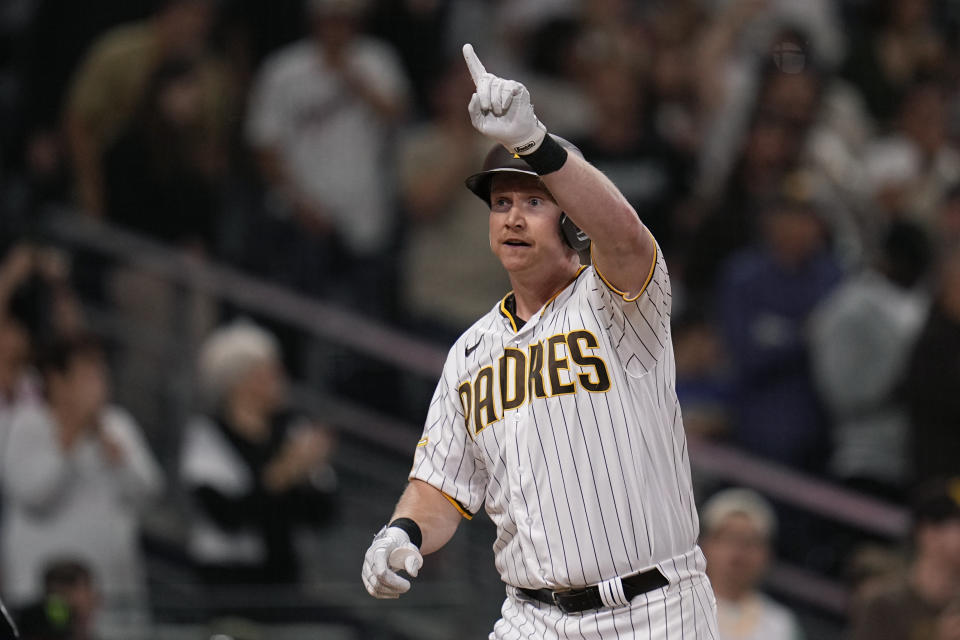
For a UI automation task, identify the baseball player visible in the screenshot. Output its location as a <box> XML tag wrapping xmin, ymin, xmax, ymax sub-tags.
<box><xmin>362</xmin><ymin>44</ymin><xmax>720</xmax><ymax>639</ymax></box>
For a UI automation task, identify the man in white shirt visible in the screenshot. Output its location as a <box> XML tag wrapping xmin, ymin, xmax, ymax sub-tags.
<box><xmin>246</xmin><ymin>0</ymin><xmax>410</xmax><ymax>306</ymax></box>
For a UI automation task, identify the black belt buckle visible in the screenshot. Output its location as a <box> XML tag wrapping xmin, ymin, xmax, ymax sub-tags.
<box><xmin>550</xmin><ymin>589</ymin><xmax>577</xmax><ymax>613</ymax></box>
<box><xmin>551</xmin><ymin>588</ymin><xmax>575</xmax><ymax>614</ymax></box>
<box><xmin>552</xmin><ymin>586</ymin><xmax>605</xmax><ymax>613</ymax></box>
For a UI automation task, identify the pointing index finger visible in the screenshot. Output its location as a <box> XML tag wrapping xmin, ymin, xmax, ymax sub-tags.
<box><xmin>462</xmin><ymin>43</ymin><xmax>487</xmax><ymax>85</ymax></box>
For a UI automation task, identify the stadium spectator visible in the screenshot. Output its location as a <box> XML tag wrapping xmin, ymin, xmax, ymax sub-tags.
<box><xmin>512</xmin><ymin>16</ymin><xmax>591</xmax><ymax>142</ymax></box>
<box><xmin>849</xmin><ymin>478</ymin><xmax>960</xmax><ymax>640</ymax></box>
<box><xmin>102</xmin><ymin>56</ymin><xmax>225</xmax><ymax>253</ymax></box>
<box><xmin>0</xmin><ymin>244</ymin><xmax>83</xmax><ymax>348</ymax></box>
<box><xmin>397</xmin><ymin>58</ymin><xmax>507</xmax><ymax>336</ymax></box>
<box><xmin>844</xmin><ymin>543</ymin><xmax>909</xmax><ymax>622</ymax></box>
<box><xmin>934</xmin><ymin>185</ymin><xmax>960</xmax><ymax>255</ymax></box>
<box><xmin>244</xmin><ymin>0</ymin><xmax>410</xmax><ymax>315</ymax></box>
<box><xmin>0</xmin><ymin>243</ymin><xmax>84</xmax><ymax>472</ymax></box>
<box><xmin>809</xmin><ymin>221</ymin><xmax>932</xmax><ymax>500</ymax></box>
<box><xmin>701</xmin><ymin>488</ymin><xmax>804</xmax><ymax>640</ymax></box>
<box><xmin>15</xmin><ymin>0</ymin><xmax>155</xmax><ymax>216</ymax></box>
<box><xmin>937</xmin><ymin>594</ymin><xmax>960</xmax><ymax>640</ymax></box>
<box><xmin>861</xmin><ymin>81</ymin><xmax>960</xmax><ymax>232</ymax></box>
<box><xmin>572</xmin><ymin>54</ymin><xmax>691</xmax><ymax>253</ymax></box>
<box><xmin>673</xmin><ymin>309</ymin><xmax>732</xmax><ymax>439</ymax></box>
<box><xmin>682</xmin><ymin>61</ymin><xmax>824</xmax><ymax>303</ymax></box>
<box><xmin>646</xmin><ymin>1</ymin><xmax>706</xmax><ymax>148</ymax></box>
<box><xmin>63</xmin><ymin>0</ymin><xmax>228</xmax><ymax>218</ymax></box>
<box><xmin>15</xmin><ymin>558</ymin><xmax>100</xmax><ymax>640</ymax></box>
<box><xmin>860</xmin><ymin>132</ymin><xmax>925</xmax><ymax>236</ymax></box>
<box><xmin>693</xmin><ymin>0</ymin><xmax>845</xmax><ymax>199</ymax></box>
<box><xmin>0</xmin><ymin>246</ymin><xmax>41</xmax><ymax>421</ymax></box>
<box><xmin>0</xmin><ymin>246</ymin><xmax>41</xmax><ymax>557</ymax></box>
<box><xmin>368</xmin><ymin>0</ymin><xmax>451</xmax><ymax>117</ymax></box>
<box><xmin>179</xmin><ymin>321</ymin><xmax>337</xmax><ymax>614</ymax></box>
<box><xmin>574</xmin><ymin>0</ymin><xmax>650</xmax><ymax>83</ymax></box>
<box><xmin>0</xmin><ymin>316</ymin><xmax>34</xmax><ymax>447</ymax></box>
<box><xmin>0</xmin><ymin>334</ymin><xmax>164</xmax><ymax>638</ymax></box>
<box><xmin>715</xmin><ymin>171</ymin><xmax>843</xmax><ymax>471</ymax></box>
<box><xmin>94</xmin><ymin>57</ymin><xmax>224</xmax><ymax>439</ymax></box>
<box><xmin>905</xmin><ymin>249</ymin><xmax>960</xmax><ymax>486</ymax></box>
<box><xmin>841</xmin><ymin>0</ymin><xmax>945</xmax><ymax>127</ymax></box>
<box><xmin>96</xmin><ymin>55</ymin><xmax>225</xmax><ymax>436</ymax></box>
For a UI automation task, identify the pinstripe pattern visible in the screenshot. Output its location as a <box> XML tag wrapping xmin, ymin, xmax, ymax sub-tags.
<box><xmin>411</xmin><ymin>247</ymin><xmax>717</xmax><ymax>637</ymax></box>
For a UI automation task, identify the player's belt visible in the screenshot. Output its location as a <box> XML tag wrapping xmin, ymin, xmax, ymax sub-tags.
<box><xmin>516</xmin><ymin>567</ymin><xmax>669</xmax><ymax>613</ymax></box>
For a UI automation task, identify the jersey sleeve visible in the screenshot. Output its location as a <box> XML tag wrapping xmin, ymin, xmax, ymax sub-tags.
<box><xmin>409</xmin><ymin>355</ymin><xmax>488</xmax><ymax>517</ymax></box>
<box><xmin>589</xmin><ymin>237</ymin><xmax>671</xmax><ymax>377</ymax></box>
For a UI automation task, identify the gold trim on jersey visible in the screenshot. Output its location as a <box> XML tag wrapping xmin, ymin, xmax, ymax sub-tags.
<box><xmin>442</xmin><ymin>492</ymin><xmax>474</xmax><ymax>519</ymax></box>
<box><xmin>499</xmin><ymin>293</ymin><xmax>520</xmax><ymax>333</ymax></box>
<box><xmin>498</xmin><ymin>266</ymin><xmax>588</xmax><ymax>333</ymax></box>
<box><xmin>592</xmin><ymin>228</ymin><xmax>657</xmax><ymax>302</ymax></box>
<box><xmin>416</xmin><ymin>437</ymin><xmax>429</xmax><ymax>447</ymax></box>
<box><xmin>457</xmin><ymin>381</ymin><xmax>473</xmax><ymax>434</ymax></box>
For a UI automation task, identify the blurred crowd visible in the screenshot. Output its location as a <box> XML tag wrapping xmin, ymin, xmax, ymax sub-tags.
<box><xmin>0</xmin><ymin>246</ymin><xmax>339</xmax><ymax>638</ymax></box>
<box><xmin>0</xmin><ymin>0</ymin><xmax>959</xmax><ymax>638</ymax></box>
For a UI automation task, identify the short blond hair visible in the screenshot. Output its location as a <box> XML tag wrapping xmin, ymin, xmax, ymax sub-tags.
<box><xmin>701</xmin><ymin>488</ymin><xmax>777</xmax><ymax>540</ymax></box>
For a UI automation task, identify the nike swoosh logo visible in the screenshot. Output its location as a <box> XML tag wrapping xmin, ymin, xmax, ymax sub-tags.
<box><xmin>465</xmin><ymin>338</ymin><xmax>482</xmax><ymax>358</ymax></box>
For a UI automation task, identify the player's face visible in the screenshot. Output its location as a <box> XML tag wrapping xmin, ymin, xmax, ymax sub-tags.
<box><xmin>488</xmin><ymin>174</ymin><xmax>570</xmax><ymax>275</ymax></box>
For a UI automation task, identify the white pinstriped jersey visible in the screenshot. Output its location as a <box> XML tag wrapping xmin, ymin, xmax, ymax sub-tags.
<box><xmin>410</xmin><ymin>245</ymin><xmax>701</xmax><ymax>591</ymax></box>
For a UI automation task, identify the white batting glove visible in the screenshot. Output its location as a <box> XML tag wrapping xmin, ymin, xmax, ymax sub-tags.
<box><xmin>361</xmin><ymin>526</ymin><xmax>424</xmax><ymax>599</ymax></box>
<box><xmin>463</xmin><ymin>43</ymin><xmax>547</xmax><ymax>156</ymax></box>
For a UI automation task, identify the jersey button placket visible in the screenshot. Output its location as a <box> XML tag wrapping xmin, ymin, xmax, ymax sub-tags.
<box><xmin>518</xmin><ymin>404</ymin><xmax>551</xmax><ymax>583</ymax></box>
<box><xmin>508</xmin><ymin>407</ymin><xmax>538</xmax><ymax>580</ymax></box>
<box><xmin>503</xmin><ymin>407</ymin><xmax>527</xmax><ymax>538</ymax></box>
<box><xmin>511</xmin><ymin>323</ymin><xmax>548</xmax><ymax>584</ymax></box>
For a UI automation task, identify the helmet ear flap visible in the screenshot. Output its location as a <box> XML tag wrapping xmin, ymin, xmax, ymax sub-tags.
<box><xmin>559</xmin><ymin>213</ymin><xmax>590</xmax><ymax>251</ymax></box>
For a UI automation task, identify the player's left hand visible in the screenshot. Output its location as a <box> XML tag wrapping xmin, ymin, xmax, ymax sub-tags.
<box><xmin>463</xmin><ymin>43</ymin><xmax>546</xmax><ymax>156</ymax></box>
<box><xmin>362</xmin><ymin>526</ymin><xmax>423</xmax><ymax>599</ymax></box>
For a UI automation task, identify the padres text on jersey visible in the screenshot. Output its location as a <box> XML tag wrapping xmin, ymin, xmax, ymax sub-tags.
<box><xmin>458</xmin><ymin>328</ymin><xmax>612</xmax><ymax>437</ymax></box>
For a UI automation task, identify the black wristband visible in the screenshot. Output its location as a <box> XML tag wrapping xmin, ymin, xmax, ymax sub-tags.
<box><xmin>389</xmin><ymin>517</ymin><xmax>422</xmax><ymax>549</ymax></box>
<box><xmin>521</xmin><ymin>134</ymin><xmax>568</xmax><ymax>175</ymax></box>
